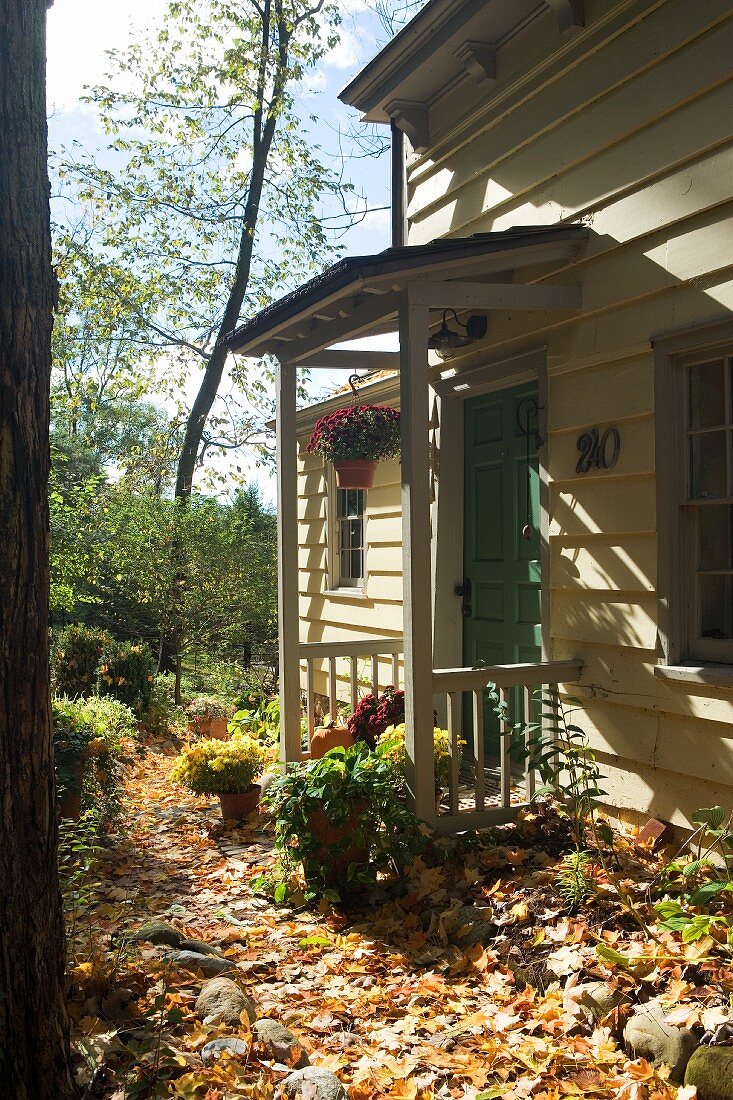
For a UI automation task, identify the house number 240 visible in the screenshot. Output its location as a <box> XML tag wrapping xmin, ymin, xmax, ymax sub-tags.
<box><xmin>575</xmin><ymin>426</ymin><xmax>621</xmax><ymax>473</ymax></box>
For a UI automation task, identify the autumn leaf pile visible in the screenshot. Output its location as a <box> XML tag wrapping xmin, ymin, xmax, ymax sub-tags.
<box><xmin>66</xmin><ymin>745</ymin><xmax>733</xmax><ymax>1099</ymax></box>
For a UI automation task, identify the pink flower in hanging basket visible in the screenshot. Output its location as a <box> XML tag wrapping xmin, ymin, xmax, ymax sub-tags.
<box><xmin>307</xmin><ymin>404</ymin><xmax>401</xmax><ymax>463</ymax></box>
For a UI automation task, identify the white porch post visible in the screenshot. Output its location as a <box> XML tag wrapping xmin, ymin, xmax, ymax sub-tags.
<box><xmin>399</xmin><ymin>293</ymin><xmax>436</xmax><ymax>825</ymax></box>
<box><xmin>276</xmin><ymin>362</ymin><xmax>302</xmax><ymax>764</ymax></box>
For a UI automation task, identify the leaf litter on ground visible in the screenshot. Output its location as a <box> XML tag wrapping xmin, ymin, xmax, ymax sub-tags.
<box><xmin>65</xmin><ymin>741</ymin><xmax>733</xmax><ymax>1099</ymax></box>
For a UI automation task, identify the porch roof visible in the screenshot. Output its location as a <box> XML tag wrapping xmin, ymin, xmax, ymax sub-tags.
<box><xmin>226</xmin><ymin>225</ymin><xmax>587</xmax><ymax>363</ymax></box>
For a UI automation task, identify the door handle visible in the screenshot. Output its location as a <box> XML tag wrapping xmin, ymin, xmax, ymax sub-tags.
<box><xmin>454</xmin><ymin>577</ymin><xmax>472</xmax><ymax>617</ymax></box>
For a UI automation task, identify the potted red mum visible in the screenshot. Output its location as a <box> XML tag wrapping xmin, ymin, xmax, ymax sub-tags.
<box><xmin>307</xmin><ymin>404</ymin><xmax>401</xmax><ymax>489</ymax></box>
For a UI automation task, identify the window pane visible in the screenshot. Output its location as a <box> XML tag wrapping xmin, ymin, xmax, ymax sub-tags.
<box><xmin>699</xmin><ymin>506</ymin><xmax>733</xmax><ymax>570</ymax></box>
<box><xmin>699</xmin><ymin>574</ymin><xmax>733</xmax><ymax>640</ymax></box>
<box><xmin>349</xmin><ymin>519</ymin><xmax>362</xmax><ymax>549</ymax></box>
<box><xmin>689</xmin><ymin>360</ymin><xmax>726</xmax><ymax>429</ymax></box>
<box><xmin>351</xmin><ymin>549</ymin><xmax>362</xmax><ymax>579</ymax></box>
<box><xmin>689</xmin><ymin>430</ymin><xmax>727</xmax><ymax>499</ymax></box>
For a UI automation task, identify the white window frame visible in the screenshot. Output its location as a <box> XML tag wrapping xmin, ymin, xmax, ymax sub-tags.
<box><xmin>655</xmin><ymin>321</ymin><xmax>733</xmax><ymax>668</ymax></box>
<box><xmin>327</xmin><ymin>471</ymin><xmax>368</xmax><ymax>593</ymax></box>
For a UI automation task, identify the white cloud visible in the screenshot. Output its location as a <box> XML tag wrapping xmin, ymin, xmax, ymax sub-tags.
<box><xmin>46</xmin><ymin>0</ymin><xmax>167</xmax><ymax>112</ymax></box>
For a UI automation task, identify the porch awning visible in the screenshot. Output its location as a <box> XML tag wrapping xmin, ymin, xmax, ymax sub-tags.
<box><xmin>226</xmin><ymin>225</ymin><xmax>587</xmax><ymax>364</ymax></box>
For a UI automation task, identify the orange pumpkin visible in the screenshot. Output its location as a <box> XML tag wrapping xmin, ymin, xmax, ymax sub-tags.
<box><xmin>309</xmin><ymin>723</ymin><xmax>354</xmax><ymax>759</ymax></box>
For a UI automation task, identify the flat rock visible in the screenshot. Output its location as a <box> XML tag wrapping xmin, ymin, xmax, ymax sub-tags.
<box><xmin>132</xmin><ymin>921</ymin><xmax>182</xmax><ymax>948</ymax></box>
<box><xmin>201</xmin><ymin>1037</ymin><xmax>248</xmax><ymax>1063</ymax></box>
<box><xmin>282</xmin><ymin>1068</ymin><xmax>346</xmax><ymax>1100</ymax></box>
<box><xmin>195</xmin><ymin>977</ymin><xmax>257</xmax><ymax>1025</ymax></box>
<box><xmin>685</xmin><ymin>1046</ymin><xmax>733</xmax><ymax>1099</ymax></box>
<box><xmin>253</xmin><ymin>1018</ymin><xmax>309</xmax><ymax>1068</ymax></box>
<box><xmin>623</xmin><ymin>998</ymin><xmax>697</xmax><ymax>1083</ymax></box>
<box><xmin>563</xmin><ymin>981</ymin><xmax>629</xmax><ymax>1021</ymax></box>
<box><xmin>171</xmin><ymin>950</ymin><xmax>234</xmax><ymax>977</ymax></box>
<box><xmin>178</xmin><ymin>938</ymin><xmax>221</xmax><ymax>957</ymax></box>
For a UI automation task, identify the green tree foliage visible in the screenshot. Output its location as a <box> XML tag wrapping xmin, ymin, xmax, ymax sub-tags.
<box><xmin>58</xmin><ymin>0</ymin><xmax>349</xmax><ymax>500</ymax></box>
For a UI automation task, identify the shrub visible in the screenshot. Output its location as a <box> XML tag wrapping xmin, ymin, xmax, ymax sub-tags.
<box><xmin>99</xmin><ymin>640</ymin><xmax>155</xmax><ymax>714</ymax></box>
<box><xmin>142</xmin><ymin>674</ymin><xmax>189</xmax><ymax>738</ymax></box>
<box><xmin>307</xmin><ymin>404</ymin><xmax>401</xmax><ymax>463</ymax></box>
<box><xmin>170</xmin><ymin>735</ymin><xmax>266</xmax><ymax>795</ymax></box>
<box><xmin>376</xmin><ymin>722</ymin><xmax>454</xmax><ymax>790</ymax></box>
<box><xmin>263</xmin><ymin>742</ymin><xmax>424</xmax><ymax>898</ymax></box>
<box><xmin>51</xmin><ymin>624</ymin><xmax>113</xmax><ymax>698</ymax></box>
<box><xmin>347</xmin><ymin>686</ymin><xmax>404</xmax><ymax>749</ymax></box>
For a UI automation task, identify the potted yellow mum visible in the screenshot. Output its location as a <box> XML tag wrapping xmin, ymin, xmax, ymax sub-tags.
<box><xmin>376</xmin><ymin>723</ymin><xmax>455</xmax><ymax>811</ymax></box>
<box><xmin>170</xmin><ymin>735</ymin><xmax>267</xmax><ymax>820</ymax></box>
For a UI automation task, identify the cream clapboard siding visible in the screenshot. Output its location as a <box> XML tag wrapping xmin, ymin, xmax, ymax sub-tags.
<box><xmin>296</xmin><ymin>431</ymin><xmax>403</xmax><ymax>708</ymax></box>
<box><xmin>397</xmin><ymin>0</ymin><xmax>733</xmax><ymax>825</ymax></box>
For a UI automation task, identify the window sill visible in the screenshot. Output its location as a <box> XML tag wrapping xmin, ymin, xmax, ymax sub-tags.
<box><xmin>322</xmin><ymin>587</ymin><xmax>369</xmax><ymax>600</ymax></box>
<box><xmin>654</xmin><ymin>663</ymin><xmax>733</xmax><ymax>689</ymax></box>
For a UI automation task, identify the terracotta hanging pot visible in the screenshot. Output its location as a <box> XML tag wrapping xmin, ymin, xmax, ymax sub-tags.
<box><xmin>309</xmin><ymin>724</ymin><xmax>354</xmax><ymax>759</ymax></box>
<box><xmin>333</xmin><ymin>459</ymin><xmax>378</xmax><ymax>490</ymax></box>
<box><xmin>219</xmin><ymin>785</ymin><xmax>261</xmax><ymax>820</ymax></box>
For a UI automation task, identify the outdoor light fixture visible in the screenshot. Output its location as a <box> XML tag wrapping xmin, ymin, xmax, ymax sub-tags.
<box><xmin>427</xmin><ymin>308</ymin><xmax>488</xmax><ymax>361</ymax></box>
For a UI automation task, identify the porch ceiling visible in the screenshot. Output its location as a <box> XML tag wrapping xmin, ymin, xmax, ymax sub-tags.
<box><xmin>226</xmin><ymin>225</ymin><xmax>587</xmax><ymax>364</ymax></box>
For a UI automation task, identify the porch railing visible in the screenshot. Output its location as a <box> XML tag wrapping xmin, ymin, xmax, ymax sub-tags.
<box><xmin>432</xmin><ymin>659</ymin><xmax>583</xmax><ymax>833</ymax></box>
<box><xmin>297</xmin><ymin>639</ymin><xmax>582</xmax><ymax>832</ymax></box>
<box><xmin>299</xmin><ymin>637</ymin><xmax>404</xmax><ymax>742</ymax></box>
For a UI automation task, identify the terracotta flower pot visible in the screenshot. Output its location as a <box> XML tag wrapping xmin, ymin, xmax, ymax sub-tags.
<box><xmin>190</xmin><ymin>718</ymin><xmax>211</xmax><ymax>738</ymax></box>
<box><xmin>219</xmin><ymin>785</ymin><xmax>261</xmax><ymax>820</ymax></box>
<box><xmin>57</xmin><ymin>760</ymin><xmax>85</xmax><ymax>820</ymax></box>
<box><xmin>309</xmin><ymin>724</ymin><xmax>354</xmax><ymax>759</ymax></box>
<box><xmin>333</xmin><ymin>459</ymin><xmax>378</xmax><ymax>489</ymax></box>
<box><xmin>307</xmin><ymin>802</ymin><xmax>368</xmax><ymax>883</ymax></box>
<box><xmin>58</xmin><ymin>788</ymin><xmax>82</xmax><ymax>821</ymax></box>
<box><xmin>209</xmin><ymin>716</ymin><xmax>230</xmax><ymax>739</ymax></box>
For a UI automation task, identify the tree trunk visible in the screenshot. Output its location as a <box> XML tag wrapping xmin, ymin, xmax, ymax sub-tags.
<box><xmin>0</xmin><ymin>1</ymin><xmax>77</xmax><ymax>1096</ymax></box>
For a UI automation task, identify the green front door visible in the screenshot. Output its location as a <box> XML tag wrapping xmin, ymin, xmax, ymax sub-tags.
<box><xmin>463</xmin><ymin>382</ymin><xmax>542</xmax><ymax>750</ymax></box>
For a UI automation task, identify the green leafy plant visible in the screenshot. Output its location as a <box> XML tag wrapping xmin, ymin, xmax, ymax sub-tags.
<box><xmin>51</xmin><ymin>624</ymin><xmax>113</xmax><ymax>698</ymax></box>
<box><xmin>228</xmin><ymin>696</ymin><xmax>280</xmax><ymax>746</ymax></box>
<box><xmin>307</xmin><ymin>405</ymin><xmax>401</xmax><ymax>463</ymax></box>
<box><xmin>52</xmin><ymin>695</ymin><xmax>134</xmax><ymax>818</ymax></box>
<box><xmin>52</xmin><ymin>696</ymin><xmax>94</xmax><ymax>793</ymax></box>
<box><xmin>376</xmin><ymin>722</ymin><xmax>455</xmax><ymax>791</ymax></box>
<box><xmin>262</xmin><ymin>742</ymin><xmax>424</xmax><ymax>900</ymax></box>
<box><xmin>557</xmin><ymin>849</ymin><xmax>596</xmax><ymax>909</ymax></box>
<box><xmin>99</xmin><ymin>640</ymin><xmax>155</xmax><ymax>714</ymax></box>
<box><xmin>513</xmin><ymin>688</ymin><xmax>611</xmax><ymax>852</ymax></box>
<box><xmin>170</xmin><ymin>735</ymin><xmax>266</xmax><ymax>795</ymax></box>
<box><xmin>654</xmin><ymin>806</ymin><xmax>733</xmax><ymax>949</ymax></box>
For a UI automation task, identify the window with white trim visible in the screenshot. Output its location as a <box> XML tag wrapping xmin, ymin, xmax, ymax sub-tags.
<box><xmin>658</xmin><ymin>333</ymin><xmax>733</xmax><ymax>667</ymax></box>
<box><xmin>331</xmin><ymin>487</ymin><xmax>366</xmax><ymax>589</ymax></box>
<box><xmin>683</xmin><ymin>353</ymin><xmax>733</xmax><ymax>660</ymax></box>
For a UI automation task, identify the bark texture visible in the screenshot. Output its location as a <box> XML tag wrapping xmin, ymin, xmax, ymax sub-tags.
<box><xmin>0</xmin><ymin>1</ymin><xmax>77</xmax><ymax>1095</ymax></box>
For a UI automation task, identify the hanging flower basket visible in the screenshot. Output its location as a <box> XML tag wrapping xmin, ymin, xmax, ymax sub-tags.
<box><xmin>307</xmin><ymin>404</ymin><xmax>401</xmax><ymax>490</ymax></box>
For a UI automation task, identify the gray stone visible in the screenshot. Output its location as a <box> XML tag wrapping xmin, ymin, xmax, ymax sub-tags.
<box><xmin>132</xmin><ymin>921</ymin><xmax>182</xmax><ymax>948</ymax></box>
<box><xmin>195</xmin><ymin>977</ymin><xmax>257</xmax><ymax>1026</ymax></box>
<box><xmin>178</xmin><ymin>938</ymin><xmax>221</xmax><ymax>957</ymax></box>
<box><xmin>282</xmin><ymin>1068</ymin><xmax>346</xmax><ymax>1100</ymax></box>
<box><xmin>253</xmin><ymin>1018</ymin><xmax>309</xmax><ymax>1068</ymax></box>
<box><xmin>685</xmin><ymin>1046</ymin><xmax>733</xmax><ymax>1099</ymax></box>
<box><xmin>171</xmin><ymin>950</ymin><xmax>234</xmax><ymax>977</ymax></box>
<box><xmin>563</xmin><ymin>981</ymin><xmax>629</xmax><ymax>1021</ymax></box>
<box><xmin>623</xmin><ymin>998</ymin><xmax>698</xmax><ymax>1083</ymax></box>
<box><xmin>201</xmin><ymin>1037</ymin><xmax>248</xmax><ymax>1063</ymax></box>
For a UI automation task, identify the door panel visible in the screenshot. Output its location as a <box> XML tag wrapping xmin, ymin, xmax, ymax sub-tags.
<box><xmin>463</xmin><ymin>382</ymin><xmax>542</xmax><ymax>754</ymax></box>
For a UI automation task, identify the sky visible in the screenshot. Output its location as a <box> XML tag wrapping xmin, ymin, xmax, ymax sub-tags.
<box><xmin>46</xmin><ymin>0</ymin><xmax>403</xmax><ymax>500</ymax></box>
